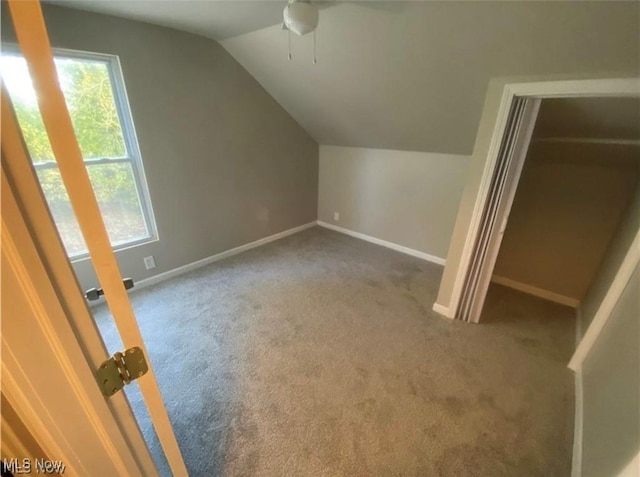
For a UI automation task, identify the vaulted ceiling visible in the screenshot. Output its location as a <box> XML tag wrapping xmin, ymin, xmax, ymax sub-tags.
<box><xmin>49</xmin><ymin>0</ymin><xmax>292</xmax><ymax>40</ymax></box>
<box><xmin>534</xmin><ymin>97</ymin><xmax>640</xmax><ymax>142</ymax></box>
<box><xmin>49</xmin><ymin>1</ymin><xmax>639</xmax><ymax>154</ymax></box>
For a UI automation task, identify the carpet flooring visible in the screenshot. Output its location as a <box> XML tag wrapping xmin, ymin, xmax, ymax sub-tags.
<box><xmin>93</xmin><ymin>226</ymin><xmax>575</xmax><ymax>476</ymax></box>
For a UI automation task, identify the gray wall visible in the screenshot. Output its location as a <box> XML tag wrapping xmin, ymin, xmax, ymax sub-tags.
<box><xmin>1</xmin><ymin>4</ymin><xmax>318</xmax><ymax>290</ymax></box>
<box><xmin>493</xmin><ymin>141</ymin><xmax>639</xmax><ymax>302</ymax></box>
<box><xmin>318</xmin><ymin>146</ymin><xmax>469</xmax><ymax>259</ymax></box>
<box><xmin>581</xmin><ymin>264</ymin><xmax>639</xmax><ymax>477</ymax></box>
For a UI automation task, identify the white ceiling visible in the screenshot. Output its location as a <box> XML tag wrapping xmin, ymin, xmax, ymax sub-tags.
<box><xmin>49</xmin><ymin>1</ymin><xmax>639</xmax><ymax>154</ymax></box>
<box><xmin>222</xmin><ymin>1</ymin><xmax>638</xmax><ymax>153</ymax></box>
<box><xmin>48</xmin><ymin>0</ymin><xmax>279</xmax><ymax>40</ymax></box>
<box><xmin>48</xmin><ymin>0</ymin><xmax>328</xmax><ymax>41</ymax></box>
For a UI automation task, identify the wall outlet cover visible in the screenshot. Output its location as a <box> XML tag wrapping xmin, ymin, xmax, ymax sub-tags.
<box><xmin>144</xmin><ymin>256</ymin><xmax>156</xmax><ymax>270</ymax></box>
<box><xmin>334</xmin><ymin>212</ymin><xmax>340</xmax><ymax>221</ymax></box>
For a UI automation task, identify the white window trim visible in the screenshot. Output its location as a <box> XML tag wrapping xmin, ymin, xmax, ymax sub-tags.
<box><xmin>2</xmin><ymin>44</ymin><xmax>159</xmax><ymax>261</ymax></box>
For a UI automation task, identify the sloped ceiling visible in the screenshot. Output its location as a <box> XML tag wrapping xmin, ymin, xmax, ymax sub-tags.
<box><xmin>48</xmin><ymin>0</ymin><xmax>289</xmax><ymax>41</ymax></box>
<box><xmin>222</xmin><ymin>1</ymin><xmax>639</xmax><ymax>154</ymax></box>
<box><xmin>534</xmin><ymin>97</ymin><xmax>640</xmax><ymax>141</ymax></box>
<box><xmin>48</xmin><ymin>1</ymin><xmax>640</xmax><ymax>154</ymax></box>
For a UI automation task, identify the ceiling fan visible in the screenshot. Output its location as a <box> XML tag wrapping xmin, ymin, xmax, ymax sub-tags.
<box><xmin>280</xmin><ymin>1</ymin><xmax>402</xmax><ymax>63</ymax></box>
<box><xmin>281</xmin><ymin>1</ymin><xmax>402</xmax><ymax>34</ymax></box>
<box><xmin>281</xmin><ymin>0</ymin><xmax>320</xmax><ymax>62</ymax></box>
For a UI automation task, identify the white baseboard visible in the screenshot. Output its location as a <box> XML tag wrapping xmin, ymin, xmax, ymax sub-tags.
<box><xmin>316</xmin><ymin>220</ymin><xmax>446</xmax><ymax>266</ymax></box>
<box><xmin>90</xmin><ymin>221</ymin><xmax>316</xmax><ymax>306</ymax></box>
<box><xmin>571</xmin><ymin>308</ymin><xmax>584</xmax><ymax>477</ymax></box>
<box><xmin>136</xmin><ymin>221</ymin><xmax>316</xmax><ymax>290</ymax></box>
<box><xmin>491</xmin><ymin>275</ymin><xmax>580</xmax><ymax>308</ymax></box>
<box><xmin>572</xmin><ymin>366</ymin><xmax>584</xmax><ymax>477</ymax></box>
<box><xmin>432</xmin><ymin>302</ymin><xmax>454</xmax><ymax>319</ymax></box>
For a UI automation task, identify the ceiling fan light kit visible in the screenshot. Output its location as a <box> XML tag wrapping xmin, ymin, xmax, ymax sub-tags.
<box><xmin>283</xmin><ymin>1</ymin><xmax>319</xmax><ymax>36</ymax></box>
<box><xmin>283</xmin><ymin>0</ymin><xmax>319</xmax><ymax>63</ymax></box>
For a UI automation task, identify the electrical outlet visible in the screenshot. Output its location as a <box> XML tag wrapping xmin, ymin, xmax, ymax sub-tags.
<box><xmin>143</xmin><ymin>256</ymin><xmax>156</xmax><ymax>270</ymax></box>
<box><xmin>334</xmin><ymin>211</ymin><xmax>340</xmax><ymax>221</ymax></box>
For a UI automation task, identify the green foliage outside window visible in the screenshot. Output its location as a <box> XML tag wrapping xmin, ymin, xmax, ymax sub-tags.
<box><xmin>12</xmin><ymin>58</ymin><xmax>137</xmax><ymax>207</ymax></box>
<box><xmin>3</xmin><ymin>54</ymin><xmax>149</xmax><ymax>255</ymax></box>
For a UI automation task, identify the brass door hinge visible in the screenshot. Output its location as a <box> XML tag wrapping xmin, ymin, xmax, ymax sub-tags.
<box><xmin>96</xmin><ymin>347</ymin><xmax>148</xmax><ymax>397</ymax></box>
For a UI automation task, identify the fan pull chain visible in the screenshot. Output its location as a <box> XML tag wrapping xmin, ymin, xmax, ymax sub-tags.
<box><xmin>313</xmin><ymin>30</ymin><xmax>317</xmax><ymax>64</ymax></box>
<box><xmin>288</xmin><ymin>29</ymin><xmax>292</xmax><ymax>60</ymax></box>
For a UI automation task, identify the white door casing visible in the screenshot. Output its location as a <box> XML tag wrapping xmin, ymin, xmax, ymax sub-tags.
<box><xmin>435</xmin><ymin>77</ymin><xmax>640</xmax><ymax>321</ymax></box>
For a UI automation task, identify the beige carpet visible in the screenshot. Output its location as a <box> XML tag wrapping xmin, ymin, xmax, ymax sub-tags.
<box><xmin>94</xmin><ymin>226</ymin><xmax>575</xmax><ymax>476</ymax></box>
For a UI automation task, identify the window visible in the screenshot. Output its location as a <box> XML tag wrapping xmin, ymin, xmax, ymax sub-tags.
<box><xmin>1</xmin><ymin>47</ymin><xmax>157</xmax><ymax>259</ymax></box>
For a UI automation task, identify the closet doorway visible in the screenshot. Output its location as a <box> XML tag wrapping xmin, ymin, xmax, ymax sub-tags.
<box><xmin>449</xmin><ymin>78</ymin><xmax>639</xmax><ymax>324</ymax></box>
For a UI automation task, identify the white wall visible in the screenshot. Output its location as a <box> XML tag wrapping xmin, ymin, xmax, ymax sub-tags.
<box><xmin>318</xmin><ymin>146</ymin><xmax>469</xmax><ymax>261</ymax></box>
<box><xmin>572</xmin><ymin>186</ymin><xmax>640</xmax><ymax>476</ymax></box>
<box><xmin>580</xmin><ymin>264</ymin><xmax>639</xmax><ymax>477</ymax></box>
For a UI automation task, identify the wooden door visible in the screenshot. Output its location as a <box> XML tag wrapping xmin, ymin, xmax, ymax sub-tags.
<box><xmin>2</xmin><ymin>161</ymin><xmax>154</xmax><ymax>475</ymax></box>
<box><xmin>2</xmin><ymin>1</ymin><xmax>188</xmax><ymax>474</ymax></box>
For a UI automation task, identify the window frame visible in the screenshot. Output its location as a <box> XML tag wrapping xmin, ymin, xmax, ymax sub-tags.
<box><xmin>2</xmin><ymin>45</ymin><xmax>159</xmax><ymax>261</ymax></box>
